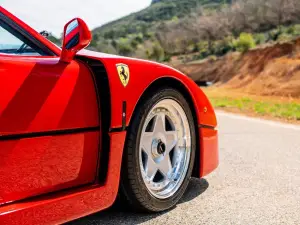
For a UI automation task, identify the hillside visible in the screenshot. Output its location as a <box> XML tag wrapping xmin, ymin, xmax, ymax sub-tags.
<box><xmin>176</xmin><ymin>38</ymin><xmax>300</xmax><ymax>98</ymax></box>
<box><xmin>89</xmin><ymin>0</ymin><xmax>300</xmax><ymax>63</ymax></box>
<box><xmin>93</xmin><ymin>0</ymin><xmax>227</xmax><ymax>37</ymax></box>
<box><xmin>89</xmin><ymin>0</ymin><xmax>230</xmax><ymax>58</ymax></box>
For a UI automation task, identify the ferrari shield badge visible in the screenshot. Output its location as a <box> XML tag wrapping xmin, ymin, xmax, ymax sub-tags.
<box><xmin>116</xmin><ymin>63</ymin><xmax>130</xmax><ymax>87</ymax></box>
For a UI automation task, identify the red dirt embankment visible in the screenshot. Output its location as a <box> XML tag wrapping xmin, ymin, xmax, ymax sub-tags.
<box><xmin>175</xmin><ymin>38</ymin><xmax>300</xmax><ymax>98</ymax></box>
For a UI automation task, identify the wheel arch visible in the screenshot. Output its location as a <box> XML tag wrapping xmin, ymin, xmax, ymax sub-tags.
<box><xmin>128</xmin><ymin>77</ymin><xmax>201</xmax><ymax>177</ymax></box>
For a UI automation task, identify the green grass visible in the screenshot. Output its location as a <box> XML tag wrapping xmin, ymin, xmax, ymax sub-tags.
<box><xmin>209</xmin><ymin>96</ymin><xmax>300</xmax><ymax>121</ymax></box>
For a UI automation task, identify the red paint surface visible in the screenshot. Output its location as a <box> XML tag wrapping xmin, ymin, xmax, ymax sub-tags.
<box><xmin>0</xmin><ymin>56</ymin><xmax>99</xmax><ymax>135</ymax></box>
<box><xmin>0</xmin><ymin>131</ymin><xmax>126</xmax><ymax>225</ymax></box>
<box><xmin>199</xmin><ymin>128</ymin><xmax>219</xmax><ymax>177</ymax></box>
<box><xmin>0</xmin><ymin>132</ymin><xmax>99</xmax><ymax>205</ymax></box>
<box><xmin>0</xmin><ymin>56</ymin><xmax>100</xmax><ymax>204</ymax></box>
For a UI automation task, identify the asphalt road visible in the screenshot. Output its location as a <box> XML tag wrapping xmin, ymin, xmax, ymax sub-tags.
<box><xmin>70</xmin><ymin>111</ymin><xmax>300</xmax><ymax>225</ymax></box>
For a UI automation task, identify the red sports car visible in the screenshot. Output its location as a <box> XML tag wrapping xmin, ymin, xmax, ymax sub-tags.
<box><xmin>0</xmin><ymin>7</ymin><xmax>218</xmax><ymax>225</ymax></box>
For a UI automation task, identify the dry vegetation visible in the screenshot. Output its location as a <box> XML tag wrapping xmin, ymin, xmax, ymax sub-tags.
<box><xmin>154</xmin><ymin>0</ymin><xmax>300</xmax><ymax>57</ymax></box>
<box><xmin>176</xmin><ymin>38</ymin><xmax>300</xmax><ymax>98</ymax></box>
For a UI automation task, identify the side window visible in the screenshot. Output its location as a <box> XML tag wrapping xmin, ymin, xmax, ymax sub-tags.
<box><xmin>0</xmin><ymin>21</ymin><xmax>41</xmax><ymax>56</ymax></box>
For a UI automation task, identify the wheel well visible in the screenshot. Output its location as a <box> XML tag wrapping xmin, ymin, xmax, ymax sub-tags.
<box><xmin>134</xmin><ymin>77</ymin><xmax>201</xmax><ymax>177</ymax></box>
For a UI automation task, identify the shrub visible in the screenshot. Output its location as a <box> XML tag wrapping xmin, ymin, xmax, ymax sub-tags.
<box><xmin>268</xmin><ymin>28</ymin><xmax>282</xmax><ymax>41</ymax></box>
<box><xmin>163</xmin><ymin>54</ymin><xmax>172</xmax><ymax>62</ymax></box>
<box><xmin>92</xmin><ymin>40</ymin><xmax>117</xmax><ymax>54</ymax></box>
<box><xmin>197</xmin><ymin>41</ymin><xmax>210</xmax><ymax>57</ymax></box>
<box><xmin>254</xmin><ymin>33</ymin><xmax>267</xmax><ymax>45</ymax></box>
<box><xmin>104</xmin><ymin>30</ymin><xmax>116</xmax><ymax>39</ymax></box>
<box><xmin>111</xmin><ymin>40</ymin><xmax>118</xmax><ymax>48</ymax></box>
<box><xmin>90</xmin><ymin>33</ymin><xmax>100</xmax><ymax>47</ymax></box>
<box><xmin>286</xmin><ymin>26</ymin><xmax>296</xmax><ymax>35</ymax></box>
<box><xmin>144</xmin><ymin>32</ymin><xmax>153</xmax><ymax>40</ymax></box>
<box><xmin>209</xmin><ymin>55</ymin><xmax>217</xmax><ymax>61</ymax></box>
<box><xmin>135</xmin><ymin>34</ymin><xmax>144</xmax><ymax>43</ymax></box>
<box><xmin>117</xmin><ymin>41</ymin><xmax>134</xmax><ymax>56</ymax></box>
<box><xmin>130</xmin><ymin>39</ymin><xmax>139</xmax><ymax>49</ymax></box>
<box><xmin>149</xmin><ymin>43</ymin><xmax>165</xmax><ymax>61</ymax></box>
<box><xmin>286</xmin><ymin>25</ymin><xmax>300</xmax><ymax>36</ymax></box>
<box><xmin>277</xmin><ymin>33</ymin><xmax>293</xmax><ymax>42</ymax></box>
<box><xmin>212</xmin><ymin>37</ymin><xmax>234</xmax><ymax>56</ymax></box>
<box><xmin>233</xmin><ymin>33</ymin><xmax>256</xmax><ymax>53</ymax></box>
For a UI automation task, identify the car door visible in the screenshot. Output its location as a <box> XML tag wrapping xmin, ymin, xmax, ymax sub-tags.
<box><xmin>0</xmin><ymin>13</ymin><xmax>100</xmax><ymax>205</ymax></box>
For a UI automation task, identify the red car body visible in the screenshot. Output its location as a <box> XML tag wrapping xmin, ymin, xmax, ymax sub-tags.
<box><xmin>0</xmin><ymin>7</ymin><xmax>218</xmax><ymax>225</ymax></box>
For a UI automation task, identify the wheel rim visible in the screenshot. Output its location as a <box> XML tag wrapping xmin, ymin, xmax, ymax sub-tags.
<box><xmin>139</xmin><ymin>99</ymin><xmax>191</xmax><ymax>199</ymax></box>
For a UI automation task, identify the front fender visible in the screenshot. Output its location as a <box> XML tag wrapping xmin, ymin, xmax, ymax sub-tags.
<box><xmin>79</xmin><ymin>52</ymin><xmax>217</xmax><ymax>130</ymax></box>
<box><xmin>79</xmin><ymin>50</ymin><xmax>219</xmax><ymax>179</ymax></box>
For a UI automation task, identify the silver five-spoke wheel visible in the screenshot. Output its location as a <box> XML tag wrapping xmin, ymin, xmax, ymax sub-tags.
<box><xmin>120</xmin><ymin>88</ymin><xmax>195</xmax><ymax>212</ymax></box>
<box><xmin>139</xmin><ymin>99</ymin><xmax>191</xmax><ymax>199</ymax></box>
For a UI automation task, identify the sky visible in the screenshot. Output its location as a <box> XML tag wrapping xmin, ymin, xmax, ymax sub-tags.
<box><xmin>1</xmin><ymin>0</ymin><xmax>150</xmax><ymax>37</ymax></box>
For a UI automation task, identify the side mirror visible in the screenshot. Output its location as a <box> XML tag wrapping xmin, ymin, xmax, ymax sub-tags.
<box><xmin>60</xmin><ymin>18</ymin><xmax>92</xmax><ymax>63</ymax></box>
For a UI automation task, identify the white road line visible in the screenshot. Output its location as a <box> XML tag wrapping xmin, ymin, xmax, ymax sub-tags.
<box><xmin>216</xmin><ymin>110</ymin><xmax>300</xmax><ymax>131</ymax></box>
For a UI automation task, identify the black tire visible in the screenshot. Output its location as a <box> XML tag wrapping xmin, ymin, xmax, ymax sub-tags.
<box><xmin>119</xmin><ymin>88</ymin><xmax>196</xmax><ymax>212</ymax></box>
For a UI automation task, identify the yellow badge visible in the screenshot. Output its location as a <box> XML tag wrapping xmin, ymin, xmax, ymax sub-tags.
<box><xmin>116</xmin><ymin>63</ymin><xmax>130</xmax><ymax>87</ymax></box>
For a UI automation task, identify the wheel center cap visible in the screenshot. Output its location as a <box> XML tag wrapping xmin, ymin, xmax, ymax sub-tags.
<box><xmin>151</xmin><ymin>139</ymin><xmax>166</xmax><ymax>157</ymax></box>
<box><xmin>157</xmin><ymin>140</ymin><xmax>166</xmax><ymax>155</ymax></box>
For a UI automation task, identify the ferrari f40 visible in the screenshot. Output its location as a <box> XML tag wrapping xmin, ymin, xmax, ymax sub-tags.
<box><xmin>0</xmin><ymin>7</ymin><xmax>218</xmax><ymax>224</ymax></box>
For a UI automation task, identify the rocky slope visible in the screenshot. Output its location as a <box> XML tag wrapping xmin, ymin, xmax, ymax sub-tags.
<box><xmin>175</xmin><ymin>39</ymin><xmax>300</xmax><ymax>98</ymax></box>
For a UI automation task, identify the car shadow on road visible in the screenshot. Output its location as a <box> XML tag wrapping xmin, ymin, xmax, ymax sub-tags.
<box><xmin>69</xmin><ymin>178</ymin><xmax>209</xmax><ymax>225</ymax></box>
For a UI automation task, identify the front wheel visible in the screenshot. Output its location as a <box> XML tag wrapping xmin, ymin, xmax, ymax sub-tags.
<box><xmin>119</xmin><ymin>88</ymin><xmax>196</xmax><ymax>212</ymax></box>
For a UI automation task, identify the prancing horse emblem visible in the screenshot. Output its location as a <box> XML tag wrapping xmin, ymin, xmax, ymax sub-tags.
<box><xmin>116</xmin><ymin>64</ymin><xmax>130</xmax><ymax>87</ymax></box>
